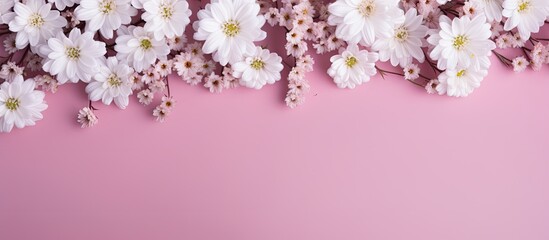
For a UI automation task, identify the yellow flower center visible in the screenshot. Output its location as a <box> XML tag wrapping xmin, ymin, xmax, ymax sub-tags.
<box><xmin>518</xmin><ymin>1</ymin><xmax>531</xmax><ymax>12</ymax></box>
<box><xmin>160</xmin><ymin>4</ymin><xmax>173</xmax><ymax>19</ymax></box>
<box><xmin>107</xmin><ymin>74</ymin><xmax>122</xmax><ymax>87</ymax></box>
<box><xmin>250</xmin><ymin>58</ymin><xmax>265</xmax><ymax>70</ymax></box>
<box><xmin>5</xmin><ymin>97</ymin><xmax>20</xmax><ymax>111</ymax></box>
<box><xmin>358</xmin><ymin>0</ymin><xmax>376</xmax><ymax>17</ymax></box>
<box><xmin>99</xmin><ymin>0</ymin><xmax>116</xmax><ymax>14</ymax></box>
<box><xmin>395</xmin><ymin>27</ymin><xmax>409</xmax><ymax>42</ymax></box>
<box><xmin>222</xmin><ymin>20</ymin><xmax>240</xmax><ymax>37</ymax></box>
<box><xmin>345</xmin><ymin>56</ymin><xmax>358</xmax><ymax>68</ymax></box>
<box><xmin>65</xmin><ymin>47</ymin><xmax>81</xmax><ymax>59</ymax></box>
<box><xmin>140</xmin><ymin>39</ymin><xmax>152</xmax><ymax>50</ymax></box>
<box><xmin>456</xmin><ymin>69</ymin><xmax>466</xmax><ymax>77</ymax></box>
<box><xmin>453</xmin><ymin>35</ymin><xmax>469</xmax><ymax>50</ymax></box>
<box><xmin>29</xmin><ymin>13</ymin><xmax>45</xmax><ymax>27</ymax></box>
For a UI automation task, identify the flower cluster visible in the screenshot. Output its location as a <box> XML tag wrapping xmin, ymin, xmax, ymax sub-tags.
<box><xmin>0</xmin><ymin>0</ymin><xmax>548</xmax><ymax>133</ymax></box>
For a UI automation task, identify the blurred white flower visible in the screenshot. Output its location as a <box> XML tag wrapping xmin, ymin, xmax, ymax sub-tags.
<box><xmin>0</xmin><ymin>0</ymin><xmax>15</xmax><ymax>24</ymax></box>
<box><xmin>503</xmin><ymin>0</ymin><xmax>549</xmax><ymax>40</ymax></box>
<box><xmin>48</xmin><ymin>0</ymin><xmax>80</xmax><ymax>10</ymax></box>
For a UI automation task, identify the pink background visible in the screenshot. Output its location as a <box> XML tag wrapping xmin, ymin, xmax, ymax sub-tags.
<box><xmin>2</xmin><ymin>3</ymin><xmax>549</xmax><ymax>238</ymax></box>
<box><xmin>1</xmin><ymin>56</ymin><xmax>549</xmax><ymax>240</ymax></box>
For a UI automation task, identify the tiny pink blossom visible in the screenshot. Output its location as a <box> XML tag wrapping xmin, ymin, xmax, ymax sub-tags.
<box><xmin>204</xmin><ymin>73</ymin><xmax>226</xmax><ymax>93</ymax></box>
<box><xmin>153</xmin><ymin>105</ymin><xmax>170</xmax><ymax>123</ymax></box>
<box><xmin>512</xmin><ymin>56</ymin><xmax>529</xmax><ymax>73</ymax></box>
<box><xmin>137</xmin><ymin>89</ymin><xmax>154</xmax><ymax>105</ymax></box>
<box><xmin>77</xmin><ymin>107</ymin><xmax>98</xmax><ymax>128</ymax></box>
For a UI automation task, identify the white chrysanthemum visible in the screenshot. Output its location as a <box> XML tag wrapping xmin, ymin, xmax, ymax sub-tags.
<box><xmin>8</xmin><ymin>0</ymin><xmax>67</xmax><ymax>49</ymax></box>
<box><xmin>503</xmin><ymin>0</ymin><xmax>549</xmax><ymax>40</ymax></box>
<box><xmin>115</xmin><ymin>26</ymin><xmax>170</xmax><ymax>72</ymax></box>
<box><xmin>85</xmin><ymin>57</ymin><xmax>134</xmax><ymax>109</ymax></box>
<box><xmin>468</xmin><ymin>0</ymin><xmax>503</xmax><ymax>22</ymax></box>
<box><xmin>40</xmin><ymin>28</ymin><xmax>107</xmax><ymax>84</ymax></box>
<box><xmin>75</xmin><ymin>0</ymin><xmax>137</xmax><ymax>39</ymax></box>
<box><xmin>193</xmin><ymin>0</ymin><xmax>266</xmax><ymax>66</ymax></box>
<box><xmin>231</xmin><ymin>46</ymin><xmax>283</xmax><ymax>89</ymax></box>
<box><xmin>327</xmin><ymin>0</ymin><xmax>404</xmax><ymax>46</ymax></box>
<box><xmin>372</xmin><ymin>8</ymin><xmax>428</xmax><ymax>67</ymax></box>
<box><xmin>429</xmin><ymin>15</ymin><xmax>495</xmax><ymax>71</ymax></box>
<box><xmin>436</xmin><ymin>64</ymin><xmax>489</xmax><ymax>97</ymax></box>
<box><xmin>0</xmin><ymin>0</ymin><xmax>15</xmax><ymax>24</ymax></box>
<box><xmin>0</xmin><ymin>75</ymin><xmax>47</xmax><ymax>133</ymax></box>
<box><xmin>143</xmin><ymin>0</ymin><xmax>191</xmax><ymax>41</ymax></box>
<box><xmin>327</xmin><ymin>44</ymin><xmax>379</xmax><ymax>89</ymax></box>
<box><xmin>47</xmin><ymin>0</ymin><xmax>80</xmax><ymax>10</ymax></box>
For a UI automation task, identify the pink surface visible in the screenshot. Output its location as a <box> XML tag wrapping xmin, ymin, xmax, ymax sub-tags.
<box><xmin>1</xmin><ymin>56</ymin><xmax>549</xmax><ymax>240</ymax></box>
<box><xmin>2</xmin><ymin>6</ymin><xmax>549</xmax><ymax>237</ymax></box>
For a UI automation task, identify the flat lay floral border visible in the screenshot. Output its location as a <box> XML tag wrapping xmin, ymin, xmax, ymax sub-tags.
<box><xmin>0</xmin><ymin>0</ymin><xmax>548</xmax><ymax>133</ymax></box>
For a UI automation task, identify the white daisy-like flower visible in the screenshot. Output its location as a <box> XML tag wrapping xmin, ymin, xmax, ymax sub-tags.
<box><xmin>469</xmin><ymin>0</ymin><xmax>503</xmax><ymax>22</ymax></box>
<box><xmin>327</xmin><ymin>0</ymin><xmax>404</xmax><ymax>46</ymax></box>
<box><xmin>0</xmin><ymin>0</ymin><xmax>15</xmax><ymax>24</ymax></box>
<box><xmin>0</xmin><ymin>75</ymin><xmax>47</xmax><ymax>133</ymax></box>
<box><xmin>436</xmin><ymin>65</ymin><xmax>489</xmax><ymax>97</ymax></box>
<box><xmin>47</xmin><ymin>0</ymin><xmax>80</xmax><ymax>10</ymax></box>
<box><xmin>85</xmin><ymin>57</ymin><xmax>133</xmax><ymax>109</ymax></box>
<box><xmin>75</xmin><ymin>0</ymin><xmax>138</xmax><ymax>39</ymax></box>
<box><xmin>193</xmin><ymin>0</ymin><xmax>266</xmax><ymax>66</ymax></box>
<box><xmin>142</xmin><ymin>0</ymin><xmax>192</xmax><ymax>41</ymax></box>
<box><xmin>503</xmin><ymin>0</ymin><xmax>549</xmax><ymax>40</ymax></box>
<box><xmin>372</xmin><ymin>8</ymin><xmax>428</xmax><ymax>67</ymax></box>
<box><xmin>115</xmin><ymin>26</ymin><xmax>170</xmax><ymax>72</ymax></box>
<box><xmin>231</xmin><ymin>46</ymin><xmax>283</xmax><ymax>89</ymax></box>
<box><xmin>8</xmin><ymin>0</ymin><xmax>67</xmax><ymax>49</ymax></box>
<box><xmin>40</xmin><ymin>28</ymin><xmax>107</xmax><ymax>84</ymax></box>
<box><xmin>327</xmin><ymin>44</ymin><xmax>379</xmax><ymax>89</ymax></box>
<box><xmin>429</xmin><ymin>15</ymin><xmax>495</xmax><ymax>71</ymax></box>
